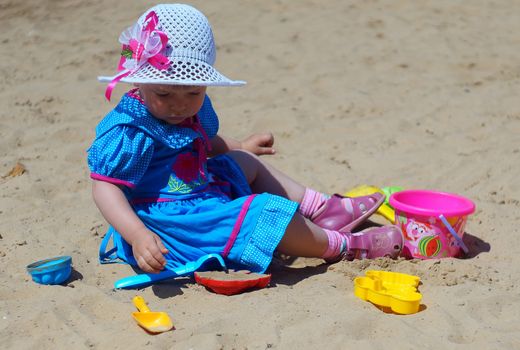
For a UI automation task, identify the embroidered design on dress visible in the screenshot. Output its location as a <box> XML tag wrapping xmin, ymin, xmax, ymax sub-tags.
<box><xmin>167</xmin><ymin>176</ymin><xmax>205</xmax><ymax>194</ymax></box>
<box><xmin>168</xmin><ymin>151</ymin><xmax>208</xmax><ymax>194</ymax></box>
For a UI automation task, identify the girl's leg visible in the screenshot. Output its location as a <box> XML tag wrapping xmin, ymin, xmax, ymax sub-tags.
<box><xmin>226</xmin><ymin>151</ymin><xmax>343</xmax><ymax>259</ymax></box>
<box><xmin>227</xmin><ymin>150</ymin><xmax>306</xmax><ymax>202</ymax></box>
<box><xmin>227</xmin><ymin>151</ymin><xmax>404</xmax><ymax>261</ymax></box>
<box><xmin>227</xmin><ymin>150</ymin><xmax>383</xmax><ymax>230</ymax></box>
<box><xmin>279</xmin><ymin>213</ymin><xmax>404</xmax><ymax>261</ymax></box>
<box><xmin>277</xmin><ymin>214</ymin><xmax>330</xmax><ymax>257</ymax></box>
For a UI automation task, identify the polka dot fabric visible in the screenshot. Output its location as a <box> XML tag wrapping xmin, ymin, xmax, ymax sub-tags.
<box><xmin>88</xmin><ymin>125</ymin><xmax>155</xmax><ymax>186</ymax></box>
<box><xmin>87</xmin><ymin>91</ymin><xmax>218</xmax><ymax>185</ymax></box>
<box><xmin>239</xmin><ymin>195</ymin><xmax>298</xmax><ymax>272</ymax></box>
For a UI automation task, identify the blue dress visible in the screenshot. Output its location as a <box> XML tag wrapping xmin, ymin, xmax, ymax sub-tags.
<box><xmin>87</xmin><ymin>90</ymin><xmax>298</xmax><ymax>272</ymax></box>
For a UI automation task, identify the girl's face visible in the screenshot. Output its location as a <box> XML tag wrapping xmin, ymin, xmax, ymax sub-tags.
<box><xmin>137</xmin><ymin>84</ymin><xmax>207</xmax><ymax>125</ymax></box>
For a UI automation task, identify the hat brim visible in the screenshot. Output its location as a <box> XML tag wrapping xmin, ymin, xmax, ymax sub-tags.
<box><xmin>98</xmin><ymin>59</ymin><xmax>245</xmax><ymax>87</ymax></box>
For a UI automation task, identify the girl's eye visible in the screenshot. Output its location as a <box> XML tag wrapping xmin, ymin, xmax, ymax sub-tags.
<box><xmin>189</xmin><ymin>92</ymin><xmax>201</xmax><ymax>96</ymax></box>
<box><xmin>155</xmin><ymin>92</ymin><xmax>169</xmax><ymax>97</ymax></box>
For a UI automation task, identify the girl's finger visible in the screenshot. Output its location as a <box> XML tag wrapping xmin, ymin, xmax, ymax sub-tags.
<box><xmin>137</xmin><ymin>256</ymin><xmax>160</xmax><ymax>273</ymax></box>
<box><xmin>142</xmin><ymin>250</ymin><xmax>166</xmax><ymax>271</ymax></box>
<box><xmin>265</xmin><ymin>132</ymin><xmax>274</xmax><ymax>145</ymax></box>
<box><xmin>258</xmin><ymin>133</ymin><xmax>274</xmax><ymax>146</ymax></box>
<box><xmin>151</xmin><ymin>250</ymin><xmax>166</xmax><ymax>267</ymax></box>
<box><xmin>154</xmin><ymin>236</ymin><xmax>169</xmax><ymax>255</ymax></box>
<box><xmin>259</xmin><ymin>147</ymin><xmax>275</xmax><ymax>155</ymax></box>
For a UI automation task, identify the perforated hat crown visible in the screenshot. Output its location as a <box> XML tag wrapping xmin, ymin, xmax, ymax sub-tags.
<box><xmin>98</xmin><ymin>4</ymin><xmax>245</xmax><ymax>87</ymax></box>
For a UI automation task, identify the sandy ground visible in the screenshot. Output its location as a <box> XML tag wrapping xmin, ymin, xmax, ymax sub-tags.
<box><xmin>1</xmin><ymin>0</ymin><xmax>519</xmax><ymax>349</ymax></box>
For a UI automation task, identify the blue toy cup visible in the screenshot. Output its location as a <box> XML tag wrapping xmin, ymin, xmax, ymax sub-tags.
<box><xmin>26</xmin><ymin>256</ymin><xmax>72</xmax><ymax>285</ymax></box>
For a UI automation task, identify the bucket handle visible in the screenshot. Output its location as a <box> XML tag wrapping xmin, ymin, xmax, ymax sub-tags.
<box><xmin>438</xmin><ymin>214</ymin><xmax>469</xmax><ymax>254</ymax></box>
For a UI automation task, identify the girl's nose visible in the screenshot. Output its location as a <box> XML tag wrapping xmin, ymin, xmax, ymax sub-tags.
<box><xmin>170</xmin><ymin>102</ymin><xmax>185</xmax><ymax>115</ymax></box>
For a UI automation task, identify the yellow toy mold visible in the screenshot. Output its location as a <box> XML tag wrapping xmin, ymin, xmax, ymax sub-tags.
<box><xmin>354</xmin><ymin>270</ymin><xmax>422</xmax><ymax>315</ymax></box>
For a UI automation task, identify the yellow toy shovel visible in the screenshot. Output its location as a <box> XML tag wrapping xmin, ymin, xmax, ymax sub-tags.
<box><xmin>344</xmin><ymin>185</ymin><xmax>402</xmax><ymax>224</ymax></box>
<box><xmin>132</xmin><ymin>295</ymin><xmax>174</xmax><ymax>333</ymax></box>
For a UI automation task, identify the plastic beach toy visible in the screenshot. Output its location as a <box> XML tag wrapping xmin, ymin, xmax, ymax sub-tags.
<box><xmin>195</xmin><ymin>270</ymin><xmax>271</xmax><ymax>295</ymax></box>
<box><xmin>390</xmin><ymin>190</ymin><xmax>475</xmax><ymax>259</ymax></box>
<box><xmin>114</xmin><ymin>253</ymin><xmax>227</xmax><ymax>289</ymax></box>
<box><xmin>132</xmin><ymin>295</ymin><xmax>173</xmax><ymax>333</ymax></box>
<box><xmin>354</xmin><ymin>270</ymin><xmax>422</xmax><ymax>315</ymax></box>
<box><xmin>26</xmin><ymin>256</ymin><xmax>72</xmax><ymax>285</ymax></box>
<box><xmin>344</xmin><ymin>185</ymin><xmax>403</xmax><ymax>223</ymax></box>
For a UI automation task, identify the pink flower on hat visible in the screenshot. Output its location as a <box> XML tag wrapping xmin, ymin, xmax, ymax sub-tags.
<box><xmin>118</xmin><ymin>11</ymin><xmax>170</xmax><ymax>72</ymax></box>
<box><xmin>104</xmin><ymin>11</ymin><xmax>170</xmax><ymax>101</ymax></box>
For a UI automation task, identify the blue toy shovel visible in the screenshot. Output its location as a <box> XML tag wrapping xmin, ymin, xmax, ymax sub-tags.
<box><xmin>114</xmin><ymin>253</ymin><xmax>227</xmax><ymax>289</ymax></box>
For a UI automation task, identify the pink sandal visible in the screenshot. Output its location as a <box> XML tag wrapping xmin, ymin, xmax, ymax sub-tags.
<box><xmin>311</xmin><ymin>193</ymin><xmax>385</xmax><ymax>232</ymax></box>
<box><xmin>327</xmin><ymin>225</ymin><xmax>404</xmax><ymax>263</ymax></box>
<box><xmin>344</xmin><ymin>225</ymin><xmax>404</xmax><ymax>260</ymax></box>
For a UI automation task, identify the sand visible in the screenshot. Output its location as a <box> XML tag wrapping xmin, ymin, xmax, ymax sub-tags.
<box><xmin>1</xmin><ymin>0</ymin><xmax>519</xmax><ymax>349</ymax></box>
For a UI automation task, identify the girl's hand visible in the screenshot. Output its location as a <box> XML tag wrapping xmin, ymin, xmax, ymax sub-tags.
<box><xmin>241</xmin><ymin>132</ymin><xmax>275</xmax><ymax>156</ymax></box>
<box><xmin>130</xmin><ymin>227</ymin><xmax>169</xmax><ymax>273</ymax></box>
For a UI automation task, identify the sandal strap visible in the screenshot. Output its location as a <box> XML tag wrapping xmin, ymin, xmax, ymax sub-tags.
<box><xmin>311</xmin><ymin>193</ymin><xmax>385</xmax><ymax>232</ymax></box>
<box><xmin>350</xmin><ymin>193</ymin><xmax>382</xmax><ymax>217</ymax></box>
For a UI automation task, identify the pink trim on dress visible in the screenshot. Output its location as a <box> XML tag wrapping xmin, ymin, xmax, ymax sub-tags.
<box><xmin>127</xmin><ymin>88</ymin><xmax>145</xmax><ymax>103</ymax></box>
<box><xmin>90</xmin><ymin>173</ymin><xmax>136</xmax><ymax>188</ymax></box>
<box><xmin>222</xmin><ymin>194</ymin><xmax>257</xmax><ymax>258</ymax></box>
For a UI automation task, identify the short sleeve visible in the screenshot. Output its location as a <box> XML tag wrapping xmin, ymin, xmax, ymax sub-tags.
<box><xmin>198</xmin><ymin>95</ymin><xmax>219</xmax><ymax>138</ymax></box>
<box><xmin>87</xmin><ymin>125</ymin><xmax>154</xmax><ymax>188</ymax></box>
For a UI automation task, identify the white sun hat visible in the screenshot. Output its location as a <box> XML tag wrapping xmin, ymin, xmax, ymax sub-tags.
<box><xmin>99</xmin><ymin>4</ymin><xmax>245</xmax><ymax>99</ymax></box>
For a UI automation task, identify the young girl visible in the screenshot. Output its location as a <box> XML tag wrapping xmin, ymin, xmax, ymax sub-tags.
<box><xmin>88</xmin><ymin>4</ymin><xmax>403</xmax><ymax>274</ymax></box>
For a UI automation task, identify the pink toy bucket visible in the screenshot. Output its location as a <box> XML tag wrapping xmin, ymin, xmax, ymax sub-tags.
<box><xmin>389</xmin><ymin>190</ymin><xmax>475</xmax><ymax>259</ymax></box>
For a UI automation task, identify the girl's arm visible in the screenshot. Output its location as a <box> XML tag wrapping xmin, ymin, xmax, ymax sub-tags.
<box><xmin>209</xmin><ymin>133</ymin><xmax>276</xmax><ymax>157</ymax></box>
<box><xmin>91</xmin><ymin>180</ymin><xmax>168</xmax><ymax>273</ymax></box>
